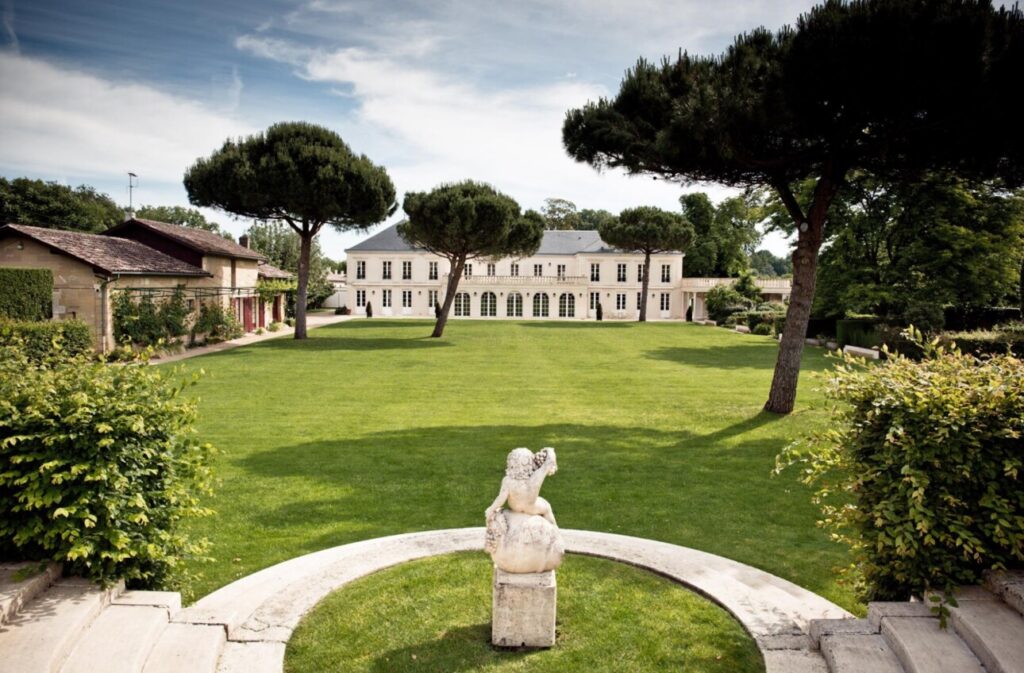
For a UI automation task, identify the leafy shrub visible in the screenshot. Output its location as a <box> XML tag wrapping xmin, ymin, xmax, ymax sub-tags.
<box><xmin>944</xmin><ymin>306</ymin><xmax>1022</xmax><ymax>331</ymax></box>
<box><xmin>705</xmin><ymin>284</ymin><xmax>753</xmax><ymax>323</ymax></box>
<box><xmin>937</xmin><ymin>322</ymin><xmax>1024</xmax><ymax>357</ymax></box>
<box><xmin>113</xmin><ymin>290</ymin><xmax>190</xmax><ymax>347</ymax></box>
<box><xmin>752</xmin><ymin>322</ymin><xmax>773</xmax><ymax>336</ymax></box>
<box><xmin>773</xmin><ymin>314</ymin><xmax>786</xmax><ymax>335</ymax></box>
<box><xmin>285</xmin><ymin>317</ymin><xmax>296</xmax><ymax>327</ymax></box>
<box><xmin>778</xmin><ymin>330</ymin><xmax>1024</xmax><ymax>608</ymax></box>
<box><xmin>334</xmin><ymin>306</ymin><xmax>350</xmax><ymax>315</ymax></box>
<box><xmin>0</xmin><ymin>341</ymin><xmax>215</xmax><ymax>587</ymax></box>
<box><xmin>733</xmin><ymin>271</ymin><xmax>762</xmax><ymax>302</ymax></box>
<box><xmin>836</xmin><ymin>318</ymin><xmax>881</xmax><ymax>348</ymax></box>
<box><xmin>192</xmin><ymin>302</ymin><xmax>242</xmax><ymax>344</ymax></box>
<box><xmin>0</xmin><ymin>319</ymin><xmax>92</xmax><ymax>361</ymax></box>
<box><xmin>267</xmin><ymin>321</ymin><xmax>282</xmax><ymax>332</ymax></box>
<box><xmin>0</xmin><ymin>268</ymin><xmax>52</xmax><ymax>321</ymax></box>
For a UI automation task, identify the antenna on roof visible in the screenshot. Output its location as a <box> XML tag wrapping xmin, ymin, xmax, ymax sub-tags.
<box><xmin>127</xmin><ymin>172</ymin><xmax>139</xmax><ymax>217</ymax></box>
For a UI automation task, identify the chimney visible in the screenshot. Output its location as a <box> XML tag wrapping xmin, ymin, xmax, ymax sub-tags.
<box><xmin>239</xmin><ymin>234</ymin><xmax>250</xmax><ymax>249</ymax></box>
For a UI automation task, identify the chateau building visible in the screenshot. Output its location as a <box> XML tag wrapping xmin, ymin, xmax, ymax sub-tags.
<box><xmin>346</xmin><ymin>223</ymin><xmax>790</xmax><ymax>321</ymax></box>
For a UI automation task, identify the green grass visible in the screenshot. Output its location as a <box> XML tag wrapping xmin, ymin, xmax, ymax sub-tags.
<box><xmin>285</xmin><ymin>553</ymin><xmax>763</xmax><ymax>673</ymax></box>
<box><xmin>171</xmin><ymin>319</ymin><xmax>856</xmax><ymax>670</ymax></box>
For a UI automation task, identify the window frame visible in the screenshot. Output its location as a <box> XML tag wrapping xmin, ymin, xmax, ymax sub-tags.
<box><xmin>617</xmin><ymin>263</ymin><xmax>626</xmax><ymax>283</ymax></box>
<box><xmin>382</xmin><ymin>260</ymin><xmax>392</xmax><ymax>280</ymax></box>
<box><xmin>428</xmin><ymin>261</ymin><xmax>438</xmax><ymax>280</ymax></box>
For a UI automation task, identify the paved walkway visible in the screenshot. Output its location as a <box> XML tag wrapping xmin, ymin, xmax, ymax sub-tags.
<box><xmin>153</xmin><ymin>313</ymin><xmax>355</xmax><ymax>364</ymax></box>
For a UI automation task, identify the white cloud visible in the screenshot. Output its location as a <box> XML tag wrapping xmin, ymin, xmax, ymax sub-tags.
<box><xmin>237</xmin><ymin>35</ymin><xmax>734</xmax><ymax>221</ymax></box>
<box><xmin>0</xmin><ymin>52</ymin><xmax>251</xmax><ymax>185</ymax></box>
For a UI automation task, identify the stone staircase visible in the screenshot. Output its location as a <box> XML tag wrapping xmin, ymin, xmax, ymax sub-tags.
<box><xmin>0</xmin><ymin>562</ymin><xmax>223</xmax><ymax>673</ymax></box>
<box><xmin>807</xmin><ymin>570</ymin><xmax>1024</xmax><ymax>673</ymax></box>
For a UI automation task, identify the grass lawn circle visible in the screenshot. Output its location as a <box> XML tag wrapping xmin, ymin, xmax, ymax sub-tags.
<box><xmin>284</xmin><ymin>552</ymin><xmax>763</xmax><ymax>673</ymax></box>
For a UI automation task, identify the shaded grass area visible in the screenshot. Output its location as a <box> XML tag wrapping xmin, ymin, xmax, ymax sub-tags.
<box><xmin>284</xmin><ymin>553</ymin><xmax>763</xmax><ymax>673</ymax></box>
<box><xmin>174</xmin><ymin>319</ymin><xmax>855</xmax><ymax>614</ymax></box>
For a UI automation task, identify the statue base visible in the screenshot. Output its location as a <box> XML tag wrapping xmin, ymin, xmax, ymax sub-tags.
<box><xmin>491</xmin><ymin>568</ymin><xmax>556</xmax><ymax>648</ymax></box>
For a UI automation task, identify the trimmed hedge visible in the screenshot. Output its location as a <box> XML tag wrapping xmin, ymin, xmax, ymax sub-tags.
<box><xmin>0</xmin><ymin>268</ymin><xmax>53</xmax><ymax>321</ymax></box>
<box><xmin>944</xmin><ymin>306</ymin><xmax>1022</xmax><ymax>331</ymax></box>
<box><xmin>836</xmin><ymin>318</ymin><xmax>882</xmax><ymax>348</ymax></box>
<box><xmin>941</xmin><ymin>323</ymin><xmax>1024</xmax><ymax>356</ymax></box>
<box><xmin>779</xmin><ymin>331</ymin><xmax>1024</xmax><ymax>608</ymax></box>
<box><xmin>0</xmin><ymin>341</ymin><xmax>215</xmax><ymax>587</ymax></box>
<box><xmin>0</xmin><ymin>319</ymin><xmax>92</xmax><ymax>361</ymax></box>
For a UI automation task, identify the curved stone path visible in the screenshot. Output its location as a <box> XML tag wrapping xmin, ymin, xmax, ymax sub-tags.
<box><xmin>179</xmin><ymin>527</ymin><xmax>849</xmax><ymax>672</ymax></box>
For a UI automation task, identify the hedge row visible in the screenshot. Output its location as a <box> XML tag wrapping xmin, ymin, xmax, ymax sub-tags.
<box><xmin>0</xmin><ymin>339</ymin><xmax>215</xmax><ymax>587</ymax></box>
<box><xmin>0</xmin><ymin>319</ymin><xmax>92</xmax><ymax>361</ymax></box>
<box><xmin>0</xmin><ymin>268</ymin><xmax>52</xmax><ymax>321</ymax></box>
<box><xmin>779</xmin><ymin>331</ymin><xmax>1024</xmax><ymax>606</ymax></box>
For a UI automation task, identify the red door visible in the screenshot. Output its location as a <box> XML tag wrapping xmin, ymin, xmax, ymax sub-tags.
<box><xmin>243</xmin><ymin>298</ymin><xmax>254</xmax><ymax>332</ymax></box>
<box><xmin>258</xmin><ymin>299</ymin><xmax>266</xmax><ymax>328</ymax></box>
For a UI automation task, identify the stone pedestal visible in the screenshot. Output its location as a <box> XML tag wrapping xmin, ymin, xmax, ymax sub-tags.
<box><xmin>491</xmin><ymin>568</ymin><xmax>556</xmax><ymax>648</ymax></box>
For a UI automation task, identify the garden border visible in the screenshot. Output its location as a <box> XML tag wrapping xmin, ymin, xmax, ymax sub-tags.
<box><xmin>176</xmin><ymin>528</ymin><xmax>849</xmax><ymax>672</ymax></box>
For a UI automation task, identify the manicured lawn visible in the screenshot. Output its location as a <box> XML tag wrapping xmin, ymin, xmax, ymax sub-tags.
<box><xmin>285</xmin><ymin>553</ymin><xmax>763</xmax><ymax>673</ymax></box>
<box><xmin>172</xmin><ymin>319</ymin><xmax>855</xmax><ymax>669</ymax></box>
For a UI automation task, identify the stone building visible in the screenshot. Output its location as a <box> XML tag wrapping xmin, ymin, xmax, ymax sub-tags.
<box><xmin>345</xmin><ymin>223</ymin><xmax>791</xmax><ymax>321</ymax></box>
<box><xmin>0</xmin><ymin>219</ymin><xmax>291</xmax><ymax>352</ymax></box>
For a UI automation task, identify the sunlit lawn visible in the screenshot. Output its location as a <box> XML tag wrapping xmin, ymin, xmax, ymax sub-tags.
<box><xmin>172</xmin><ymin>319</ymin><xmax>853</xmax><ymax>671</ymax></box>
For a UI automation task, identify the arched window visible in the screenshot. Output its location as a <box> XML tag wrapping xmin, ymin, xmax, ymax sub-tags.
<box><xmin>481</xmin><ymin>292</ymin><xmax>497</xmax><ymax>317</ymax></box>
<box><xmin>532</xmin><ymin>293</ymin><xmax>549</xmax><ymax>318</ymax></box>
<box><xmin>507</xmin><ymin>292</ymin><xmax>523</xmax><ymax>317</ymax></box>
<box><xmin>454</xmin><ymin>292</ymin><xmax>471</xmax><ymax>317</ymax></box>
<box><xmin>558</xmin><ymin>293</ymin><xmax>575</xmax><ymax>318</ymax></box>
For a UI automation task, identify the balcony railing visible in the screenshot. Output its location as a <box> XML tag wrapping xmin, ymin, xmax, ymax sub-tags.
<box><xmin>447</xmin><ymin>274</ymin><xmax>588</xmax><ymax>286</ymax></box>
<box><xmin>679</xmin><ymin>277</ymin><xmax>792</xmax><ymax>291</ymax></box>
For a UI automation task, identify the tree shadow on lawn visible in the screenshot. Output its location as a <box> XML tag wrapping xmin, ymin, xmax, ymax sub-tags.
<box><xmin>516</xmin><ymin>321</ymin><xmax>634</xmax><ymax>329</ymax></box>
<box><xmin>244</xmin><ymin>335</ymin><xmax>451</xmax><ymax>352</ymax></box>
<box><xmin>368</xmin><ymin>624</ymin><xmax>536</xmax><ymax>673</ymax></box>
<box><xmin>645</xmin><ymin>343</ymin><xmax>831</xmax><ymax>371</ymax></box>
<box><xmin>222</xmin><ymin>414</ymin><xmax>846</xmax><ymax>596</ymax></box>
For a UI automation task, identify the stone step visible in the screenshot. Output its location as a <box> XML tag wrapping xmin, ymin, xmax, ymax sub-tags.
<box><xmin>60</xmin><ymin>604</ymin><xmax>168</xmax><ymax>673</ymax></box>
<box><xmin>0</xmin><ymin>579</ymin><xmax>120</xmax><ymax>673</ymax></box>
<box><xmin>762</xmin><ymin>649</ymin><xmax>829</xmax><ymax>673</ymax></box>
<box><xmin>881</xmin><ymin>616</ymin><xmax>984</xmax><ymax>673</ymax></box>
<box><xmin>141</xmin><ymin>623</ymin><xmax>224</xmax><ymax>673</ymax></box>
<box><xmin>215</xmin><ymin>641</ymin><xmax>285</xmax><ymax>673</ymax></box>
<box><xmin>948</xmin><ymin>591</ymin><xmax>1024</xmax><ymax>673</ymax></box>
<box><xmin>113</xmin><ymin>590</ymin><xmax>182</xmax><ymax>613</ymax></box>
<box><xmin>986</xmin><ymin>570</ymin><xmax>1024</xmax><ymax>619</ymax></box>
<box><xmin>820</xmin><ymin>634</ymin><xmax>904</xmax><ymax>673</ymax></box>
<box><xmin>0</xmin><ymin>562</ymin><xmax>61</xmax><ymax>625</ymax></box>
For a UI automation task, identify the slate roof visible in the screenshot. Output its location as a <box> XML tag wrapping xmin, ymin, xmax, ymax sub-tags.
<box><xmin>1</xmin><ymin>224</ymin><xmax>211</xmax><ymax>277</ymax></box>
<box><xmin>258</xmin><ymin>262</ymin><xmax>293</xmax><ymax>280</ymax></box>
<box><xmin>346</xmin><ymin>223</ymin><xmax>626</xmax><ymax>255</ymax></box>
<box><xmin>105</xmin><ymin>218</ymin><xmax>265</xmax><ymax>261</ymax></box>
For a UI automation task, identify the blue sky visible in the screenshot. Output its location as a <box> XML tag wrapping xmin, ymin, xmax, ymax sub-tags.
<box><xmin>0</xmin><ymin>0</ymin><xmax>815</xmax><ymax>258</ymax></box>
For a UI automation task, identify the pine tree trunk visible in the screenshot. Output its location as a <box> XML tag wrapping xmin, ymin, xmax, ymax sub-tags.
<box><xmin>432</xmin><ymin>258</ymin><xmax>464</xmax><ymax>338</ymax></box>
<box><xmin>639</xmin><ymin>252</ymin><xmax>651</xmax><ymax>322</ymax></box>
<box><xmin>764</xmin><ymin>176</ymin><xmax>841</xmax><ymax>414</ymax></box>
<box><xmin>294</xmin><ymin>228</ymin><xmax>312</xmax><ymax>340</ymax></box>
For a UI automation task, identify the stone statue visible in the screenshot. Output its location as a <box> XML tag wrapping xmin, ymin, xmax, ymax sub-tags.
<box><xmin>485</xmin><ymin>447</ymin><xmax>564</xmax><ymax>574</ymax></box>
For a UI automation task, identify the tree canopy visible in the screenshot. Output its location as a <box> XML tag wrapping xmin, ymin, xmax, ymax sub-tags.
<box><xmin>0</xmin><ymin>177</ymin><xmax>122</xmax><ymax>233</ymax></box>
<box><xmin>679</xmin><ymin>192</ymin><xmax>762</xmax><ymax>277</ymax></box>
<box><xmin>134</xmin><ymin>205</ymin><xmax>234</xmax><ymax>241</ymax></box>
<box><xmin>540</xmin><ymin>198</ymin><xmax>583</xmax><ymax>230</ymax></box>
<box><xmin>601</xmin><ymin>206</ymin><xmax>693</xmax><ymax>321</ymax></box>
<box><xmin>399</xmin><ymin>181</ymin><xmax>544</xmax><ymax>337</ymax></box>
<box><xmin>245</xmin><ymin>221</ymin><xmax>334</xmax><ymax>308</ymax></box>
<box><xmin>563</xmin><ymin>0</ymin><xmax>1024</xmax><ymax>413</ymax></box>
<box><xmin>798</xmin><ymin>173</ymin><xmax>1024</xmax><ymax>330</ymax></box>
<box><xmin>185</xmin><ymin>121</ymin><xmax>395</xmax><ymax>338</ymax></box>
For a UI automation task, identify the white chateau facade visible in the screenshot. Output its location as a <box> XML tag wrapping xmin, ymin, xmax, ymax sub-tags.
<box><xmin>345</xmin><ymin>224</ymin><xmax>791</xmax><ymax>321</ymax></box>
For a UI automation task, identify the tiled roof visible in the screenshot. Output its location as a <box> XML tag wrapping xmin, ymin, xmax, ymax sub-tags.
<box><xmin>1</xmin><ymin>224</ymin><xmax>210</xmax><ymax>276</ymax></box>
<box><xmin>106</xmin><ymin>218</ymin><xmax>265</xmax><ymax>261</ymax></box>
<box><xmin>258</xmin><ymin>262</ymin><xmax>293</xmax><ymax>279</ymax></box>
<box><xmin>347</xmin><ymin>223</ymin><xmax>623</xmax><ymax>255</ymax></box>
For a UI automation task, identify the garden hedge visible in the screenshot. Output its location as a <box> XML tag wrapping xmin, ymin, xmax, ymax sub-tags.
<box><xmin>779</xmin><ymin>330</ymin><xmax>1024</xmax><ymax>607</ymax></box>
<box><xmin>836</xmin><ymin>318</ymin><xmax>882</xmax><ymax>348</ymax></box>
<box><xmin>0</xmin><ymin>268</ymin><xmax>52</xmax><ymax>321</ymax></box>
<box><xmin>0</xmin><ymin>318</ymin><xmax>92</xmax><ymax>361</ymax></box>
<box><xmin>0</xmin><ymin>341</ymin><xmax>215</xmax><ymax>587</ymax></box>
